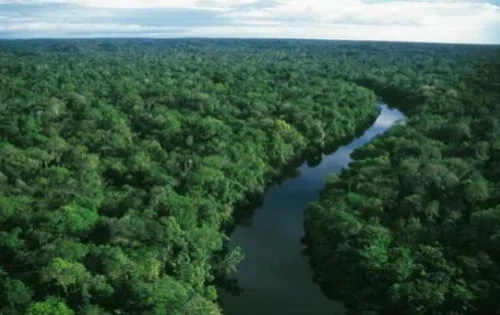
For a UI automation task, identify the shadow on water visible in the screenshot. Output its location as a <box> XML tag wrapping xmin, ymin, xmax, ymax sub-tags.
<box><xmin>223</xmin><ymin>108</ymin><xmax>381</xmax><ymax>235</ymax></box>
<box><xmin>218</xmin><ymin>104</ymin><xmax>405</xmax><ymax>315</ymax></box>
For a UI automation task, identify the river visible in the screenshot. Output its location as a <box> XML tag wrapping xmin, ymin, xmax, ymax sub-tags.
<box><xmin>219</xmin><ymin>104</ymin><xmax>405</xmax><ymax>315</ymax></box>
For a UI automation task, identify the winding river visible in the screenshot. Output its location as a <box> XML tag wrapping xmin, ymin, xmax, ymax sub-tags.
<box><xmin>219</xmin><ymin>104</ymin><xmax>405</xmax><ymax>315</ymax></box>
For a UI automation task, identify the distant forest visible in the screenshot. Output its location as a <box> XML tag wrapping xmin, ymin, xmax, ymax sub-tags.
<box><xmin>0</xmin><ymin>39</ymin><xmax>499</xmax><ymax>315</ymax></box>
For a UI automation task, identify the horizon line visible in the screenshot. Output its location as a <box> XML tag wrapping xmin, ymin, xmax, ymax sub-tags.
<box><xmin>1</xmin><ymin>37</ymin><xmax>499</xmax><ymax>47</ymax></box>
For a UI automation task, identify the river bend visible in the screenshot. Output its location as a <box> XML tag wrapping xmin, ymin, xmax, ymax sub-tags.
<box><xmin>220</xmin><ymin>104</ymin><xmax>405</xmax><ymax>315</ymax></box>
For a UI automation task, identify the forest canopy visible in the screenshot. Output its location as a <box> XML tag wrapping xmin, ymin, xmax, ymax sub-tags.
<box><xmin>304</xmin><ymin>41</ymin><xmax>500</xmax><ymax>314</ymax></box>
<box><xmin>0</xmin><ymin>39</ymin><xmax>381</xmax><ymax>314</ymax></box>
<box><xmin>0</xmin><ymin>39</ymin><xmax>499</xmax><ymax>314</ymax></box>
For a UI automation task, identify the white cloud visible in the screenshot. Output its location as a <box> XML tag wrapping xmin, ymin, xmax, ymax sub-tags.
<box><xmin>0</xmin><ymin>0</ymin><xmax>260</xmax><ymax>10</ymax></box>
<box><xmin>223</xmin><ymin>0</ymin><xmax>500</xmax><ymax>27</ymax></box>
<box><xmin>0</xmin><ymin>21</ymin><xmax>189</xmax><ymax>38</ymax></box>
<box><xmin>0</xmin><ymin>22</ymin><xmax>173</xmax><ymax>32</ymax></box>
<box><xmin>0</xmin><ymin>0</ymin><xmax>499</xmax><ymax>43</ymax></box>
<box><xmin>78</xmin><ymin>0</ymin><xmax>258</xmax><ymax>10</ymax></box>
<box><xmin>186</xmin><ymin>22</ymin><xmax>493</xmax><ymax>44</ymax></box>
<box><xmin>218</xmin><ymin>0</ymin><xmax>500</xmax><ymax>43</ymax></box>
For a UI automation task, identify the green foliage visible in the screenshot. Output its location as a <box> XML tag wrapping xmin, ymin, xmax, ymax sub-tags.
<box><xmin>1</xmin><ymin>278</ymin><xmax>32</xmax><ymax>313</ymax></box>
<box><xmin>27</xmin><ymin>297</ymin><xmax>74</xmax><ymax>315</ymax></box>
<box><xmin>42</xmin><ymin>258</ymin><xmax>90</xmax><ymax>293</ymax></box>
<box><xmin>0</xmin><ymin>39</ymin><xmax>379</xmax><ymax>314</ymax></box>
<box><xmin>305</xmin><ymin>41</ymin><xmax>500</xmax><ymax>315</ymax></box>
<box><xmin>2</xmin><ymin>39</ymin><xmax>498</xmax><ymax>315</ymax></box>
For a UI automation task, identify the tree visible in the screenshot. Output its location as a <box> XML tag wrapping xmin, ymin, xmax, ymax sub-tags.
<box><xmin>27</xmin><ymin>297</ymin><xmax>74</xmax><ymax>315</ymax></box>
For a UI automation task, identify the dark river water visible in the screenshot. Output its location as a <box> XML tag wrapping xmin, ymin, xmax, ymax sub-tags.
<box><xmin>219</xmin><ymin>104</ymin><xmax>405</xmax><ymax>315</ymax></box>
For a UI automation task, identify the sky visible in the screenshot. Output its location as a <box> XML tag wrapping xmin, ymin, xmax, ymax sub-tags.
<box><xmin>0</xmin><ymin>0</ymin><xmax>499</xmax><ymax>44</ymax></box>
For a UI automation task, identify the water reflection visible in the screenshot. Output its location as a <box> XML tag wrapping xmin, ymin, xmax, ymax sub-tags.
<box><xmin>219</xmin><ymin>104</ymin><xmax>405</xmax><ymax>315</ymax></box>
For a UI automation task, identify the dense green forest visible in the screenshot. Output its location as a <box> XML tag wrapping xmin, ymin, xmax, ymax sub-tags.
<box><xmin>0</xmin><ymin>39</ymin><xmax>499</xmax><ymax>315</ymax></box>
<box><xmin>304</xmin><ymin>42</ymin><xmax>500</xmax><ymax>314</ymax></box>
<box><xmin>0</xmin><ymin>39</ymin><xmax>380</xmax><ymax>315</ymax></box>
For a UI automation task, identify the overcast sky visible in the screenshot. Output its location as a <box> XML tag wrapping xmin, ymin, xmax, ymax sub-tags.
<box><xmin>0</xmin><ymin>0</ymin><xmax>499</xmax><ymax>44</ymax></box>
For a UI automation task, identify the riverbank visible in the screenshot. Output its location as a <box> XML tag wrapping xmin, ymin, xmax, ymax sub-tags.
<box><xmin>219</xmin><ymin>104</ymin><xmax>404</xmax><ymax>315</ymax></box>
